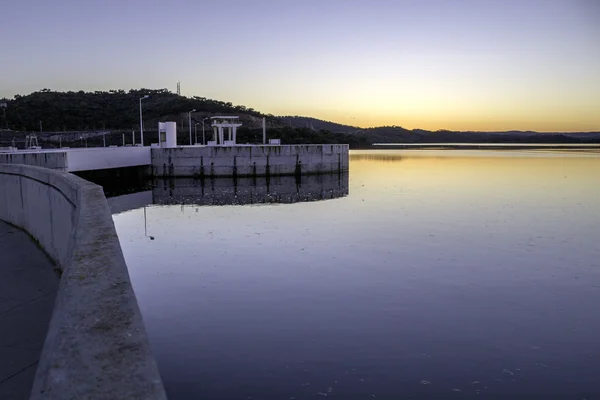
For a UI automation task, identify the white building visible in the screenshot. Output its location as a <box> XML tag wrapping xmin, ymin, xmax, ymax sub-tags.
<box><xmin>210</xmin><ymin>116</ymin><xmax>242</xmax><ymax>145</ymax></box>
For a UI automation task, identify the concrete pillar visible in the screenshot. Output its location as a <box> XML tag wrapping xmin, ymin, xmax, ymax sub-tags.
<box><xmin>218</xmin><ymin>127</ymin><xmax>224</xmax><ymax>144</ymax></box>
<box><xmin>232</xmin><ymin>127</ymin><xmax>237</xmax><ymax>144</ymax></box>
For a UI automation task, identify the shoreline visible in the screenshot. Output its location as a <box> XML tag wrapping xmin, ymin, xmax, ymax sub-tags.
<box><xmin>371</xmin><ymin>143</ymin><xmax>600</xmax><ymax>150</ymax></box>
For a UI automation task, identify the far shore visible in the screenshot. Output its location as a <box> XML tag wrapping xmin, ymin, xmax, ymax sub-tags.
<box><xmin>372</xmin><ymin>143</ymin><xmax>600</xmax><ymax>150</ymax></box>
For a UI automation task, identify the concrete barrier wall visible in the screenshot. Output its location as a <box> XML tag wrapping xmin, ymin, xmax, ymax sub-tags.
<box><xmin>0</xmin><ymin>164</ymin><xmax>167</xmax><ymax>400</ymax></box>
<box><xmin>67</xmin><ymin>147</ymin><xmax>152</xmax><ymax>171</ymax></box>
<box><xmin>0</xmin><ymin>151</ymin><xmax>68</xmax><ymax>171</ymax></box>
<box><xmin>152</xmin><ymin>144</ymin><xmax>350</xmax><ymax>177</ymax></box>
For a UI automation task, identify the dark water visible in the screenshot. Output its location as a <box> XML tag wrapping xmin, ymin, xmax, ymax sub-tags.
<box><xmin>112</xmin><ymin>150</ymin><xmax>600</xmax><ymax>400</ymax></box>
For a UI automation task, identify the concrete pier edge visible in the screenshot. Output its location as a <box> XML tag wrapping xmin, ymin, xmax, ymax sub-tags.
<box><xmin>0</xmin><ymin>164</ymin><xmax>167</xmax><ymax>400</ymax></box>
<box><xmin>0</xmin><ymin>144</ymin><xmax>350</xmax><ymax>178</ymax></box>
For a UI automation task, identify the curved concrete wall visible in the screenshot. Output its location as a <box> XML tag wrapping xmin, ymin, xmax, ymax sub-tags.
<box><xmin>0</xmin><ymin>164</ymin><xmax>167</xmax><ymax>400</ymax></box>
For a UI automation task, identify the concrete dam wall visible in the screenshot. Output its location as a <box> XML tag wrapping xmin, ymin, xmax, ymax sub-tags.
<box><xmin>0</xmin><ymin>151</ymin><xmax>68</xmax><ymax>171</ymax></box>
<box><xmin>152</xmin><ymin>144</ymin><xmax>349</xmax><ymax>177</ymax></box>
<box><xmin>1</xmin><ymin>144</ymin><xmax>350</xmax><ymax>178</ymax></box>
<box><xmin>0</xmin><ymin>164</ymin><xmax>166</xmax><ymax>400</ymax></box>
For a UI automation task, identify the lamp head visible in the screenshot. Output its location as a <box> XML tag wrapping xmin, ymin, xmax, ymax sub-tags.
<box><xmin>191</xmin><ymin>109</ymin><xmax>196</xmax><ymax>113</ymax></box>
<box><xmin>142</xmin><ymin>95</ymin><xmax>150</xmax><ymax>100</ymax></box>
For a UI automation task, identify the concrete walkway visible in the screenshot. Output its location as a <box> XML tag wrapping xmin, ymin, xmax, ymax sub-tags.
<box><xmin>0</xmin><ymin>221</ymin><xmax>59</xmax><ymax>400</ymax></box>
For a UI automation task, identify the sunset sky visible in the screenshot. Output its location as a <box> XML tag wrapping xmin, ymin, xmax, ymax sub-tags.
<box><xmin>1</xmin><ymin>0</ymin><xmax>599</xmax><ymax>131</ymax></box>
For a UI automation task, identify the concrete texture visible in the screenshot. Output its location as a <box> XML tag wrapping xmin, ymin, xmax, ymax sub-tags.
<box><xmin>152</xmin><ymin>144</ymin><xmax>350</xmax><ymax>177</ymax></box>
<box><xmin>0</xmin><ymin>147</ymin><xmax>150</xmax><ymax>172</ymax></box>
<box><xmin>0</xmin><ymin>164</ymin><xmax>167</xmax><ymax>400</ymax></box>
<box><xmin>66</xmin><ymin>147</ymin><xmax>151</xmax><ymax>172</ymax></box>
<box><xmin>0</xmin><ymin>151</ymin><xmax>68</xmax><ymax>171</ymax></box>
<box><xmin>0</xmin><ymin>144</ymin><xmax>350</xmax><ymax>179</ymax></box>
<box><xmin>0</xmin><ymin>221</ymin><xmax>59</xmax><ymax>400</ymax></box>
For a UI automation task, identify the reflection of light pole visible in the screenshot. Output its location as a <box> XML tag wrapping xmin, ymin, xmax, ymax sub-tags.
<box><xmin>139</xmin><ymin>95</ymin><xmax>150</xmax><ymax>146</ymax></box>
<box><xmin>188</xmin><ymin>109</ymin><xmax>196</xmax><ymax>145</ymax></box>
<box><xmin>144</xmin><ymin>206</ymin><xmax>154</xmax><ymax>240</ymax></box>
<box><xmin>194</xmin><ymin>123</ymin><xmax>199</xmax><ymax>144</ymax></box>
<box><xmin>202</xmin><ymin>117</ymin><xmax>209</xmax><ymax>145</ymax></box>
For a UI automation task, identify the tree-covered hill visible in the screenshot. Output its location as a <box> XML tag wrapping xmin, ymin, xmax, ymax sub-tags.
<box><xmin>1</xmin><ymin>88</ymin><xmax>271</xmax><ymax>132</ymax></box>
<box><xmin>1</xmin><ymin>89</ymin><xmax>598</xmax><ymax>148</ymax></box>
<box><xmin>0</xmin><ymin>89</ymin><xmax>370</xmax><ymax>148</ymax></box>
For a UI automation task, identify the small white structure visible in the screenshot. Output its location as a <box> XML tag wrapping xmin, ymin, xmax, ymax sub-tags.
<box><xmin>211</xmin><ymin>116</ymin><xmax>242</xmax><ymax>145</ymax></box>
<box><xmin>25</xmin><ymin>134</ymin><xmax>40</xmax><ymax>150</ymax></box>
<box><xmin>158</xmin><ymin>122</ymin><xmax>177</xmax><ymax>148</ymax></box>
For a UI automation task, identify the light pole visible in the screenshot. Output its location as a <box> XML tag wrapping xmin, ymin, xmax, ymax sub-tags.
<box><xmin>194</xmin><ymin>123</ymin><xmax>199</xmax><ymax>144</ymax></box>
<box><xmin>202</xmin><ymin>117</ymin><xmax>209</xmax><ymax>145</ymax></box>
<box><xmin>139</xmin><ymin>95</ymin><xmax>149</xmax><ymax>146</ymax></box>
<box><xmin>188</xmin><ymin>109</ymin><xmax>196</xmax><ymax>145</ymax></box>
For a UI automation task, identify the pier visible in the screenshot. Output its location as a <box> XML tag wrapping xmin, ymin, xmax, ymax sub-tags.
<box><xmin>0</xmin><ymin>144</ymin><xmax>349</xmax><ymax>177</ymax></box>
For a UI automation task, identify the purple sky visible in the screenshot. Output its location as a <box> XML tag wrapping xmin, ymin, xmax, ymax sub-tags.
<box><xmin>1</xmin><ymin>0</ymin><xmax>599</xmax><ymax>131</ymax></box>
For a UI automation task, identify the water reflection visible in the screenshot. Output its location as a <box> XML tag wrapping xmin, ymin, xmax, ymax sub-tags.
<box><xmin>154</xmin><ymin>173</ymin><xmax>348</xmax><ymax>206</ymax></box>
<box><xmin>113</xmin><ymin>150</ymin><xmax>600</xmax><ymax>400</ymax></box>
<box><xmin>108</xmin><ymin>173</ymin><xmax>348</xmax><ymax>214</ymax></box>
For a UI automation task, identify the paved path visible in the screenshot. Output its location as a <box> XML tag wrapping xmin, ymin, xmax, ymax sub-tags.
<box><xmin>0</xmin><ymin>221</ymin><xmax>59</xmax><ymax>400</ymax></box>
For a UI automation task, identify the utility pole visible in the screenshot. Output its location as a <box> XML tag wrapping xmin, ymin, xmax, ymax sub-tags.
<box><xmin>188</xmin><ymin>109</ymin><xmax>196</xmax><ymax>145</ymax></box>
<box><xmin>139</xmin><ymin>95</ymin><xmax>149</xmax><ymax>146</ymax></box>
<box><xmin>202</xmin><ymin>117</ymin><xmax>209</xmax><ymax>145</ymax></box>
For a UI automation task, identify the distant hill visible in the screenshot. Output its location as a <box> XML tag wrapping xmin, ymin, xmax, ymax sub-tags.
<box><xmin>283</xmin><ymin>117</ymin><xmax>600</xmax><ymax>144</ymax></box>
<box><xmin>361</xmin><ymin>127</ymin><xmax>600</xmax><ymax>144</ymax></box>
<box><xmin>280</xmin><ymin>116</ymin><xmax>362</xmax><ymax>134</ymax></box>
<box><xmin>278</xmin><ymin>115</ymin><xmax>600</xmax><ymax>144</ymax></box>
<box><xmin>1</xmin><ymin>89</ymin><xmax>598</xmax><ymax>147</ymax></box>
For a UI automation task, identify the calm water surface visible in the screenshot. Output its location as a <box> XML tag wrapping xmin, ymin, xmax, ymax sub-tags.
<box><xmin>112</xmin><ymin>150</ymin><xmax>600</xmax><ymax>400</ymax></box>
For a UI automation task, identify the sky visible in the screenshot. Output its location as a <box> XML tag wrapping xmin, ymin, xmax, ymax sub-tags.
<box><xmin>1</xmin><ymin>0</ymin><xmax>599</xmax><ymax>131</ymax></box>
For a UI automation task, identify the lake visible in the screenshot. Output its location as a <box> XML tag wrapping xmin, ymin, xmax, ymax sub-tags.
<box><xmin>112</xmin><ymin>149</ymin><xmax>600</xmax><ymax>399</ymax></box>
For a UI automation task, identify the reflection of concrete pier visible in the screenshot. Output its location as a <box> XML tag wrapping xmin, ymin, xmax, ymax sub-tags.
<box><xmin>153</xmin><ymin>173</ymin><xmax>349</xmax><ymax>206</ymax></box>
<box><xmin>107</xmin><ymin>173</ymin><xmax>348</xmax><ymax>213</ymax></box>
